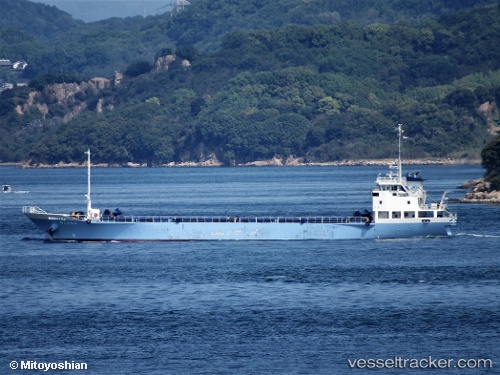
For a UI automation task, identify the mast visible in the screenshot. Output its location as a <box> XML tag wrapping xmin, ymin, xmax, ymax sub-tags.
<box><xmin>397</xmin><ymin>123</ymin><xmax>403</xmax><ymax>182</ymax></box>
<box><xmin>85</xmin><ymin>149</ymin><xmax>92</xmax><ymax>217</ymax></box>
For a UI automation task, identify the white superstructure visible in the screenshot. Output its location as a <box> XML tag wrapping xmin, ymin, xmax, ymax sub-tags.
<box><xmin>371</xmin><ymin>124</ymin><xmax>455</xmax><ymax>227</ymax></box>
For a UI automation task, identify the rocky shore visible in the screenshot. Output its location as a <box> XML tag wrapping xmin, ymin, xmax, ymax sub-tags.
<box><xmin>11</xmin><ymin>156</ymin><xmax>479</xmax><ymax>168</ymax></box>
<box><xmin>238</xmin><ymin>156</ymin><xmax>472</xmax><ymax>167</ymax></box>
<box><xmin>455</xmin><ymin>178</ymin><xmax>500</xmax><ymax>205</ymax></box>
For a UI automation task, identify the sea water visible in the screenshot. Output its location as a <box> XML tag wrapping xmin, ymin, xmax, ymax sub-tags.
<box><xmin>0</xmin><ymin>165</ymin><xmax>498</xmax><ymax>374</ymax></box>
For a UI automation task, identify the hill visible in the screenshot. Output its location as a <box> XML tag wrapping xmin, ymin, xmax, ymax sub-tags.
<box><xmin>2</xmin><ymin>0</ymin><xmax>497</xmax><ymax>77</ymax></box>
<box><xmin>0</xmin><ymin>0</ymin><xmax>84</xmax><ymax>40</ymax></box>
<box><xmin>167</xmin><ymin>0</ymin><xmax>498</xmax><ymax>51</ymax></box>
<box><xmin>29</xmin><ymin>0</ymin><xmax>169</xmax><ymax>22</ymax></box>
<box><xmin>0</xmin><ymin>1</ymin><xmax>499</xmax><ymax>165</ymax></box>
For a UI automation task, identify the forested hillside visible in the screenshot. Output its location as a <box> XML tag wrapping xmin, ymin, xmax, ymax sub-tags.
<box><xmin>0</xmin><ymin>1</ymin><xmax>499</xmax><ymax>165</ymax></box>
<box><xmin>2</xmin><ymin>0</ymin><xmax>497</xmax><ymax>78</ymax></box>
<box><xmin>481</xmin><ymin>135</ymin><xmax>500</xmax><ymax>190</ymax></box>
<box><xmin>0</xmin><ymin>0</ymin><xmax>83</xmax><ymax>40</ymax></box>
<box><xmin>167</xmin><ymin>0</ymin><xmax>498</xmax><ymax>51</ymax></box>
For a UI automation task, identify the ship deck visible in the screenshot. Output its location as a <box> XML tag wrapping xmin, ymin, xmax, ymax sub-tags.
<box><xmin>101</xmin><ymin>215</ymin><xmax>370</xmax><ymax>224</ymax></box>
<box><xmin>23</xmin><ymin>206</ymin><xmax>371</xmax><ymax>225</ymax></box>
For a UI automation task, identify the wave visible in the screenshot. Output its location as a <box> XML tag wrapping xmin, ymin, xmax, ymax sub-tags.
<box><xmin>455</xmin><ymin>233</ymin><xmax>500</xmax><ymax>238</ymax></box>
<box><xmin>21</xmin><ymin>237</ymin><xmax>46</xmax><ymax>241</ymax></box>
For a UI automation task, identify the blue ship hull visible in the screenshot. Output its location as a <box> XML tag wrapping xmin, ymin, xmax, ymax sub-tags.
<box><xmin>23</xmin><ymin>211</ymin><xmax>454</xmax><ymax>241</ymax></box>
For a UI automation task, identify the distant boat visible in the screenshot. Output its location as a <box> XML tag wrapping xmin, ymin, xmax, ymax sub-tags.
<box><xmin>23</xmin><ymin>125</ymin><xmax>457</xmax><ymax>241</ymax></box>
<box><xmin>2</xmin><ymin>183</ymin><xmax>29</xmax><ymax>194</ymax></box>
<box><xmin>2</xmin><ymin>184</ymin><xmax>12</xmax><ymax>193</ymax></box>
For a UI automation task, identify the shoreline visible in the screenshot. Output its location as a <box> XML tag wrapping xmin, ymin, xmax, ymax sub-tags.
<box><xmin>2</xmin><ymin>157</ymin><xmax>481</xmax><ymax>169</ymax></box>
<box><xmin>453</xmin><ymin>178</ymin><xmax>500</xmax><ymax>205</ymax></box>
<box><xmin>4</xmin><ymin>157</ymin><xmax>497</xmax><ymax>205</ymax></box>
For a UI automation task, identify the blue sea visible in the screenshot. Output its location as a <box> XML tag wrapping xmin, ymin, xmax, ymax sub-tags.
<box><xmin>1</xmin><ymin>164</ymin><xmax>498</xmax><ymax>374</ymax></box>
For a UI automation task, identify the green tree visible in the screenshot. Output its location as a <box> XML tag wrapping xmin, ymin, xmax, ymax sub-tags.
<box><xmin>124</xmin><ymin>61</ymin><xmax>154</xmax><ymax>77</ymax></box>
<box><xmin>481</xmin><ymin>135</ymin><xmax>500</xmax><ymax>190</ymax></box>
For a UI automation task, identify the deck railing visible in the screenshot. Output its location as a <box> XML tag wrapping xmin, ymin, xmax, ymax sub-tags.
<box><xmin>376</xmin><ymin>176</ymin><xmax>400</xmax><ymax>183</ymax></box>
<box><xmin>99</xmin><ymin>215</ymin><xmax>369</xmax><ymax>224</ymax></box>
<box><xmin>22</xmin><ymin>205</ymin><xmax>371</xmax><ymax>225</ymax></box>
<box><xmin>22</xmin><ymin>206</ymin><xmax>47</xmax><ymax>214</ymax></box>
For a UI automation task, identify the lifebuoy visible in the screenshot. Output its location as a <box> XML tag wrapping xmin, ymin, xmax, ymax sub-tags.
<box><xmin>93</xmin><ymin>212</ymin><xmax>98</xmax><ymax>217</ymax></box>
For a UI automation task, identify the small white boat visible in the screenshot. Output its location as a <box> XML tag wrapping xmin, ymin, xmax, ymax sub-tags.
<box><xmin>2</xmin><ymin>184</ymin><xmax>12</xmax><ymax>193</ymax></box>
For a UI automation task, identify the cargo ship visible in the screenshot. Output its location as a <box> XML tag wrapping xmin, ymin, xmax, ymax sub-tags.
<box><xmin>23</xmin><ymin>125</ymin><xmax>457</xmax><ymax>241</ymax></box>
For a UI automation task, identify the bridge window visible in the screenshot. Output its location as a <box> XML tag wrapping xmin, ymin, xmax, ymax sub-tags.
<box><xmin>418</xmin><ymin>211</ymin><xmax>434</xmax><ymax>218</ymax></box>
<box><xmin>404</xmin><ymin>211</ymin><xmax>415</xmax><ymax>218</ymax></box>
<box><xmin>378</xmin><ymin>211</ymin><xmax>389</xmax><ymax>219</ymax></box>
<box><xmin>392</xmin><ymin>211</ymin><xmax>401</xmax><ymax>219</ymax></box>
